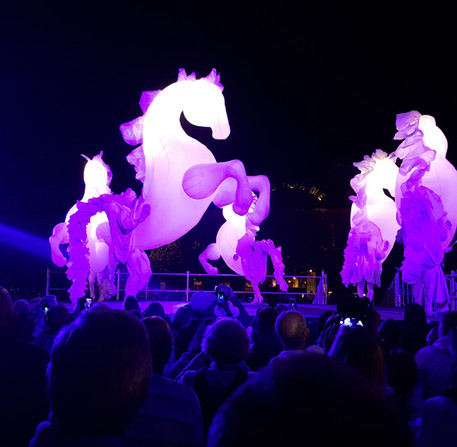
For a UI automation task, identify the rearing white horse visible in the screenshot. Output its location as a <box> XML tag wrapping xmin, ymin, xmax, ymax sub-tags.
<box><xmin>119</xmin><ymin>69</ymin><xmax>270</xmax><ymax>296</ymax></box>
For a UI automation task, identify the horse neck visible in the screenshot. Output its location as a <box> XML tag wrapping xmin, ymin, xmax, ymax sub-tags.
<box><xmin>82</xmin><ymin>184</ymin><xmax>111</xmax><ymax>202</ymax></box>
<box><xmin>365</xmin><ymin>186</ymin><xmax>392</xmax><ymax>208</ymax></box>
<box><xmin>143</xmin><ymin>83</ymin><xmax>191</xmax><ymax>146</ymax></box>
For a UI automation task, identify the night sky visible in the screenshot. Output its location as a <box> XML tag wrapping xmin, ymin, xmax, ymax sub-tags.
<box><xmin>1</xmin><ymin>2</ymin><xmax>456</xmax><ymax>297</ymax></box>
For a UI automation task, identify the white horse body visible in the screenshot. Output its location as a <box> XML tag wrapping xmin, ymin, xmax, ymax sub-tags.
<box><xmin>49</xmin><ymin>152</ymin><xmax>112</xmax><ymax>298</ymax></box>
<box><xmin>395</xmin><ymin>152</ymin><xmax>457</xmax><ymax>250</ymax></box>
<box><xmin>122</xmin><ymin>69</ymin><xmax>269</xmax><ymax>262</ymax></box>
<box><xmin>342</xmin><ymin>150</ymin><xmax>399</xmax><ymax>300</ymax></box>
<box><xmin>130</xmin><ymin>76</ymin><xmax>231</xmax><ymax>250</ymax></box>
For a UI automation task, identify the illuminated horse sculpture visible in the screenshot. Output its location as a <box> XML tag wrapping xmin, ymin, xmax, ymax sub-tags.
<box><xmin>341</xmin><ymin>149</ymin><xmax>400</xmax><ymax>301</ymax></box>
<box><xmin>393</xmin><ymin>111</ymin><xmax>457</xmax><ymax>316</ymax></box>
<box><xmin>199</xmin><ymin>194</ymin><xmax>288</xmax><ymax>302</ymax></box>
<box><xmin>119</xmin><ymin>68</ymin><xmax>271</xmax><ymax>295</ymax></box>
<box><xmin>49</xmin><ymin>153</ymin><xmax>116</xmax><ymax>302</ymax></box>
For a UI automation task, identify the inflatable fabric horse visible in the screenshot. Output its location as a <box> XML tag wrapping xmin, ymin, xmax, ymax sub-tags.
<box><xmin>341</xmin><ymin>149</ymin><xmax>399</xmax><ymax>301</ymax></box>
<box><xmin>118</xmin><ymin>68</ymin><xmax>271</xmax><ymax>296</ymax></box>
<box><xmin>199</xmin><ymin>194</ymin><xmax>288</xmax><ymax>302</ymax></box>
<box><xmin>394</xmin><ymin>111</ymin><xmax>457</xmax><ymax>316</ymax></box>
<box><xmin>49</xmin><ymin>153</ymin><xmax>116</xmax><ymax>302</ymax></box>
<box><xmin>65</xmin><ymin>188</ymin><xmax>151</xmax><ymax>300</ymax></box>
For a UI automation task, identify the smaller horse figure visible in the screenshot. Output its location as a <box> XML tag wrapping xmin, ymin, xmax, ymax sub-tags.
<box><xmin>49</xmin><ymin>152</ymin><xmax>115</xmax><ymax>301</ymax></box>
<box><xmin>341</xmin><ymin>149</ymin><xmax>399</xmax><ymax>301</ymax></box>
<box><xmin>66</xmin><ymin>188</ymin><xmax>151</xmax><ymax>302</ymax></box>
<box><xmin>199</xmin><ymin>193</ymin><xmax>287</xmax><ymax>302</ymax></box>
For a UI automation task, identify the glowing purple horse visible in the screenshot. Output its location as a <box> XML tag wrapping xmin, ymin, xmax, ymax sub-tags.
<box><xmin>119</xmin><ymin>68</ymin><xmax>271</xmax><ymax>295</ymax></box>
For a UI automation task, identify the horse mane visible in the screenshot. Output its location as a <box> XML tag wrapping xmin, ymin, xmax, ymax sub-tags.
<box><xmin>350</xmin><ymin>149</ymin><xmax>394</xmax><ymax>201</ymax></box>
<box><xmin>177</xmin><ymin>68</ymin><xmax>224</xmax><ymax>92</ymax></box>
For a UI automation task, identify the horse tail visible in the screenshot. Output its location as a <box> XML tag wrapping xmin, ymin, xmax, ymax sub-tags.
<box><xmin>66</xmin><ymin>196</ymin><xmax>110</xmax><ymax>302</ymax></box>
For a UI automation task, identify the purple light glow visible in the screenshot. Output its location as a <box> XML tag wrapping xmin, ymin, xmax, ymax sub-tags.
<box><xmin>0</xmin><ymin>222</ymin><xmax>49</xmax><ymax>259</ymax></box>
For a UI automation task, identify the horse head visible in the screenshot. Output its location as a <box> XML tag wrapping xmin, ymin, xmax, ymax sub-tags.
<box><xmin>178</xmin><ymin>68</ymin><xmax>230</xmax><ymax>140</ymax></box>
<box><xmin>354</xmin><ymin>150</ymin><xmax>398</xmax><ymax>199</ymax></box>
<box><xmin>81</xmin><ymin>152</ymin><xmax>112</xmax><ymax>196</ymax></box>
<box><xmin>419</xmin><ymin>114</ymin><xmax>448</xmax><ymax>157</ymax></box>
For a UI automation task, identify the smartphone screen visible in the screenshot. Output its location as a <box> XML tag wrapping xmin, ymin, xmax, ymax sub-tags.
<box><xmin>85</xmin><ymin>298</ymin><xmax>93</xmax><ymax>311</ymax></box>
<box><xmin>216</xmin><ymin>292</ymin><xmax>225</xmax><ymax>303</ymax></box>
<box><xmin>340</xmin><ymin>317</ymin><xmax>363</xmax><ymax>327</ymax></box>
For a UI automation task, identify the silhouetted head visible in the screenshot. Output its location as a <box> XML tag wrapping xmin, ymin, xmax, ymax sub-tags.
<box><xmin>252</xmin><ymin>307</ymin><xmax>279</xmax><ymax>336</ymax></box>
<box><xmin>378</xmin><ymin>318</ymin><xmax>403</xmax><ymax>353</ymax></box>
<box><xmin>190</xmin><ymin>291</ymin><xmax>214</xmax><ymax>314</ymax></box>
<box><xmin>143</xmin><ymin>316</ymin><xmax>173</xmax><ymax>375</ymax></box>
<box><xmin>143</xmin><ymin>301</ymin><xmax>166</xmax><ymax>319</ymax></box>
<box><xmin>12</xmin><ymin>299</ymin><xmax>35</xmax><ymax>338</ymax></box>
<box><xmin>46</xmin><ymin>305</ymin><xmax>70</xmax><ymax>334</ymax></box>
<box><xmin>48</xmin><ymin>308</ymin><xmax>152</xmax><ymax>436</ymax></box>
<box><xmin>202</xmin><ymin>318</ymin><xmax>249</xmax><ymax>366</ymax></box>
<box><xmin>438</xmin><ymin>311</ymin><xmax>457</xmax><ymax>337</ymax></box>
<box><xmin>275</xmin><ymin>310</ymin><xmax>309</xmax><ymax>350</ymax></box>
<box><xmin>171</xmin><ymin>306</ymin><xmax>193</xmax><ymax>329</ymax></box>
<box><xmin>124</xmin><ymin>295</ymin><xmax>141</xmax><ymax>318</ymax></box>
<box><xmin>386</xmin><ymin>348</ymin><xmax>418</xmax><ymax>394</ymax></box>
<box><xmin>188</xmin><ymin>316</ymin><xmax>217</xmax><ymax>355</ymax></box>
<box><xmin>208</xmin><ymin>352</ymin><xmax>415</xmax><ymax>447</ymax></box>
<box><xmin>329</xmin><ymin>325</ymin><xmax>386</xmax><ymax>391</ymax></box>
<box><xmin>403</xmin><ymin>303</ymin><xmax>427</xmax><ymax>329</ymax></box>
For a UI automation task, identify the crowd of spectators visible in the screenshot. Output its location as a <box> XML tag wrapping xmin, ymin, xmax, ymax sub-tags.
<box><xmin>1</xmin><ymin>283</ymin><xmax>457</xmax><ymax>446</ymax></box>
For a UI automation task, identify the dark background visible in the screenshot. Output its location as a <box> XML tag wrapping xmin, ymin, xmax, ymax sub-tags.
<box><xmin>1</xmin><ymin>1</ymin><xmax>456</xmax><ymax>300</ymax></box>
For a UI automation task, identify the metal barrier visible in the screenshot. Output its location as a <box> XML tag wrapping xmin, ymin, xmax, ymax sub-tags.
<box><xmin>447</xmin><ymin>271</ymin><xmax>457</xmax><ymax>311</ymax></box>
<box><xmin>395</xmin><ymin>268</ymin><xmax>457</xmax><ymax>311</ymax></box>
<box><xmin>45</xmin><ymin>268</ymin><xmax>328</xmax><ymax>304</ymax></box>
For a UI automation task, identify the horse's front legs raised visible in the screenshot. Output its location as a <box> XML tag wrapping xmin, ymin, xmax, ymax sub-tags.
<box><xmin>198</xmin><ymin>243</ymin><xmax>221</xmax><ymax>276</ymax></box>
<box><xmin>211</xmin><ymin>175</ymin><xmax>271</xmax><ymax>225</ymax></box>
<box><xmin>183</xmin><ymin>160</ymin><xmax>253</xmax><ymax>216</ymax></box>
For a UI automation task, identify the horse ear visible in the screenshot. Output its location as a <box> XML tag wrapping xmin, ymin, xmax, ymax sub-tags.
<box><xmin>206</xmin><ymin>68</ymin><xmax>217</xmax><ymax>83</ymax></box>
<box><xmin>177</xmin><ymin>68</ymin><xmax>188</xmax><ymax>81</ymax></box>
<box><xmin>177</xmin><ymin>69</ymin><xmax>196</xmax><ymax>82</ymax></box>
<box><xmin>206</xmin><ymin>68</ymin><xmax>224</xmax><ymax>91</ymax></box>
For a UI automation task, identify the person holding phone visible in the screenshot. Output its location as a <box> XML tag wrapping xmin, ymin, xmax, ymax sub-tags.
<box><xmin>213</xmin><ymin>284</ymin><xmax>251</xmax><ymax>328</ymax></box>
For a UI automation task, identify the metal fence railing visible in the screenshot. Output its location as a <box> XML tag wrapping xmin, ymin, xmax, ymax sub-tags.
<box><xmin>46</xmin><ymin>268</ymin><xmax>328</xmax><ymax>305</ymax></box>
<box><xmin>395</xmin><ymin>268</ymin><xmax>457</xmax><ymax>311</ymax></box>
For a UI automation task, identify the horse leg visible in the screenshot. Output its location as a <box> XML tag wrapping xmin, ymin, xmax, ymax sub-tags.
<box><xmin>49</xmin><ymin>222</ymin><xmax>69</xmax><ymax>267</ymax></box>
<box><xmin>125</xmin><ymin>248</ymin><xmax>152</xmax><ymax>297</ymax></box>
<box><xmin>246</xmin><ymin>175</ymin><xmax>270</xmax><ymax>225</ymax></box>
<box><xmin>88</xmin><ymin>270</ymin><xmax>96</xmax><ymax>299</ymax></box>
<box><xmin>366</xmin><ymin>282</ymin><xmax>375</xmax><ymax>302</ymax></box>
<box><xmin>199</xmin><ymin>243</ymin><xmax>221</xmax><ymax>275</ymax></box>
<box><xmin>251</xmin><ymin>282</ymin><xmax>263</xmax><ymax>303</ymax></box>
<box><xmin>183</xmin><ymin>160</ymin><xmax>253</xmax><ymax>216</ymax></box>
<box><xmin>357</xmin><ymin>280</ymin><xmax>365</xmax><ymax>298</ymax></box>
